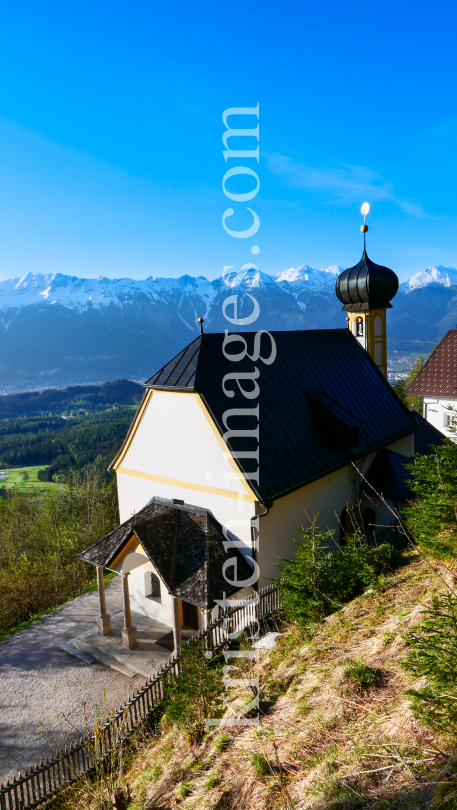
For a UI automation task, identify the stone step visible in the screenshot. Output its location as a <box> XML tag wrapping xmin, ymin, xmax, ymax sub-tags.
<box><xmin>71</xmin><ymin>637</ymin><xmax>139</xmax><ymax>678</ymax></box>
<box><xmin>60</xmin><ymin>642</ymin><xmax>95</xmax><ymax>664</ymax></box>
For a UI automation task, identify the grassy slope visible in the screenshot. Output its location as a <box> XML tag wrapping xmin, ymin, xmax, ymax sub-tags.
<box><xmin>121</xmin><ymin>553</ymin><xmax>457</xmax><ymax>810</ymax></box>
<box><xmin>0</xmin><ymin>464</ymin><xmax>54</xmax><ymax>492</ymax></box>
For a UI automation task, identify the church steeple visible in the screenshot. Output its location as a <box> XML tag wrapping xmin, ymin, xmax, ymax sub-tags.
<box><xmin>335</xmin><ymin>204</ymin><xmax>398</xmax><ymax>378</ymax></box>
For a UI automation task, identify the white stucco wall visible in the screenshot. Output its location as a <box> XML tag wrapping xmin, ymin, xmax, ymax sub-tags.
<box><xmin>116</xmin><ymin>390</ymin><xmax>256</xmax><ymax>553</ymax></box>
<box><xmin>117</xmin><ymin>472</ymin><xmax>256</xmax><ymax>549</ymax></box>
<box><xmin>256</xmin><ymin>461</ymin><xmax>372</xmax><ymax>587</ymax></box>
<box><xmin>114</xmin><ymin>548</ymin><xmax>174</xmax><ymax>626</ymax></box>
<box><xmin>129</xmin><ymin>561</ymin><xmax>174</xmax><ymax>627</ymax></box>
<box><xmin>120</xmin><ymin>391</ymin><xmax>249</xmax><ymax>498</ymax></box>
<box><xmin>423</xmin><ymin>397</ymin><xmax>457</xmax><ymax>441</ymax></box>
<box><xmin>387</xmin><ymin>433</ymin><xmax>415</xmax><ymax>457</ymax></box>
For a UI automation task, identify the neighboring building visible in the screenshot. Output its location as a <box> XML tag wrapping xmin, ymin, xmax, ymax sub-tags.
<box><xmin>80</xmin><ymin>230</ymin><xmax>443</xmax><ymax>650</ymax></box>
<box><xmin>407</xmin><ymin>328</ymin><xmax>457</xmax><ymax>440</ymax></box>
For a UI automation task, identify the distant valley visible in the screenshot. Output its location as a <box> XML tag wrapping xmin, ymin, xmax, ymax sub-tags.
<box><xmin>1</xmin><ymin>263</ymin><xmax>457</xmax><ymax>394</ymax></box>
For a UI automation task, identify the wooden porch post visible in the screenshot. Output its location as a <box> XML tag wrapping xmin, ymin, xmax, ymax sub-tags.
<box><xmin>202</xmin><ymin>608</ymin><xmax>211</xmax><ymax>632</ymax></box>
<box><xmin>96</xmin><ymin>566</ymin><xmax>111</xmax><ymax>635</ymax></box>
<box><xmin>121</xmin><ymin>572</ymin><xmax>137</xmax><ymax>649</ymax></box>
<box><xmin>172</xmin><ymin>596</ymin><xmax>182</xmax><ymax>657</ymax></box>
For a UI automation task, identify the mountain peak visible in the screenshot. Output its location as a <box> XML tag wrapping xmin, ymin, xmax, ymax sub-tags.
<box><xmin>400</xmin><ymin>264</ymin><xmax>457</xmax><ymax>293</ymax></box>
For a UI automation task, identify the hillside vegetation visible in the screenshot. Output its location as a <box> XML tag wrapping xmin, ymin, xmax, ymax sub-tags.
<box><xmin>45</xmin><ymin>439</ymin><xmax>457</xmax><ymax>810</ymax></box>
<box><xmin>0</xmin><ymin>409</ymin><xmax>134</xmax><ymax>479</ymax></box>
<box><xmin>124</xmin><ymin>554</ymin><xmax>452</xmax><ymax>809</ymax></box>
<box><xmin>0</xmin><ymin>465</ymin><xmax>118</xmax><ymax>638</ymax></box>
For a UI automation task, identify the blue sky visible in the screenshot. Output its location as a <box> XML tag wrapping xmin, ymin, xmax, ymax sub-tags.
<box><xmin>0</xmin><ymin>0</ymin><xmax>456</xmax><ymax>282</ymax></box>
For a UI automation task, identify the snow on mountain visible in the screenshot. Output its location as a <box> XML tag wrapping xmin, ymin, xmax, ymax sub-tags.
<box><xmin>1</xmin><ymin>262</ymin><xmax>457</xmax><ymax>318</ymax></box>
<box><xmin>399</xmin><ymin>265</ymin><xmax>457</xmax><ymax>294</ymax></box>
<box><xmin>0</xmin><ymin>271</ymin><xmax>217</xmax><ymax>314</ymax></box>
<box><xmin>273</xmin><ymin>264</ymin><xmax>342</xmax><ymax>289</ymax></box>
<box><xmin>1</xmin><ymin>260</ymin><xmax>457</xmax><ymax>394</ymax></box>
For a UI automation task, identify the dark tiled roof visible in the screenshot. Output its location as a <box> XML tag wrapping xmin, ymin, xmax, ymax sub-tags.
<box><xmin>410</xmin><ymin>411</ymin><xmax>445</xmax><ymax>455</ymax></box>
<box><xmin>363</xmin><ymin>449</ymin><xmax>413</xmax><ymax>502</ymax></box>
<box><xmin>144</xmin><ymin>330</ymin><xmax>416</xmax><ymax>503</ymax></box>
<box><xmin>362</xmin><ymin>412</ymin><xmax>444</xmax><ymax>502</ymax></box>
<box><xmin>407</xmin><ymin>330</ymin><xmax>457</xmax><ymax>397</ymax></box>
<box><xmin>147</xmin><ymin>339</ymin><xmax>201</xmax><ymax>388</ymax></box>
<box><xmin>78</xmin><ymin>498</ymin><xmax>252</xmax><ymax>609</ymax></box>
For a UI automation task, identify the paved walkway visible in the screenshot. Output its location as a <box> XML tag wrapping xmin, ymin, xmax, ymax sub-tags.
<box><xmin>0</xmin><ymin>577</ymin><xmax>144</xmax><ymax>786</ymax></box>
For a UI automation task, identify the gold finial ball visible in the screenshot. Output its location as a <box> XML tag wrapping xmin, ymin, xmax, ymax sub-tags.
<box><xmin>197</xmin><ymin>316</ymin><xmax>204</xmax><ymax>324</ymax></box>
<box><xmin>361</xmin><ymin>224</ymin><xmax>368</xmax><ymax>233</ymax></box>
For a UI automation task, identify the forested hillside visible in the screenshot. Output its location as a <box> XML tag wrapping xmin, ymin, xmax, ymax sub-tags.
<box><xmin>0</xmin><ymin>409</ymin><xmax>133</xmax><ymax>477</ymax></box>
<box><xmin>0</xmin><ymin>379</ymin><xmax>142</xmax><ymax>481</ymax></box>
<box><xmin>0</xmin><ymin>379</ymin><xmax>143</xmax><ymax>418</ymax></box>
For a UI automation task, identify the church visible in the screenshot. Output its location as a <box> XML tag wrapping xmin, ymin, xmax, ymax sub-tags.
<box><xmin>80</xmin><ymin>223</ymin><xmax>442</xmax><ymax>650</ymax></box>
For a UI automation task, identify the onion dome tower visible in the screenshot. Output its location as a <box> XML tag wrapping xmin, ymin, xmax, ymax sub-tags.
<box><xmin>335</xmin><ymin>203</ymin><xmax>398</xmax><ymax>378</ymax></box>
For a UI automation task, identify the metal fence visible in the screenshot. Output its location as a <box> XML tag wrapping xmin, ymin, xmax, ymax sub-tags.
<box><xmin>0</xmin><ymin>584</ymin><xmax>281</xmax><ymax>810</ymax></box>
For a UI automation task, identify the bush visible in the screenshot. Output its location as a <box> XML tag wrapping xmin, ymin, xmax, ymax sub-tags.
<box><xmin>0</xmin><ymin>464</ymin><xmax>118</xmax><ymax>635</ymax></box>
<box><xmin>405</xmin><ymin>441</ymin><xmax>457</xmax><ymax>559</ymax></box>
<box><xmin>275</xmin><ymin>517</ymin><xmax>401</xmax><ymax>627</ymax></box>
<box><xmin>162</xmin><ymin>639</ymin><xmax>224</xmax><ymax>745</ymax></box>
<box><xmin>403</xmin><ymin>592</ymin><xmax>457</xmax><ymax>730</ymax></box>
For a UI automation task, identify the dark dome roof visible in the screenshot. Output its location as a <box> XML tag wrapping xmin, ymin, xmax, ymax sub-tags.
<box><xmin>335</xmin><ymin>249</ymin><xmax>399</xmax><ymax>311</ymax></box>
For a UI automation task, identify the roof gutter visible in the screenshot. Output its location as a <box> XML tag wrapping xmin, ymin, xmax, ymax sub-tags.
<box><xmin>250</xmin><ymin>499</ymin><xmax>273</xmax><ymax>591</ymax></box>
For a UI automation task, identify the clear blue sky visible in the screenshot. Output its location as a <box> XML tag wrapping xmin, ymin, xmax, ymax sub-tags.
<box><xmin>0</xmin><ymin>0</ymin><xmax>456</xmax><ymax>282</ymax></box>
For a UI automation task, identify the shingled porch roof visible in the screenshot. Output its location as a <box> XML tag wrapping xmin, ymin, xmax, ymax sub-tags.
<box><xmin>78</xmin><ymin>497</ymin><xmax>253</xmax><ymax>610</ymax></box>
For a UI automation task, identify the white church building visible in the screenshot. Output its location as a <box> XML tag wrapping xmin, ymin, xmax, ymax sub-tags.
<box><xmin>80</xmin><ymin>238</ymin><xmax>442</xmax><ymax>651</ymax></box>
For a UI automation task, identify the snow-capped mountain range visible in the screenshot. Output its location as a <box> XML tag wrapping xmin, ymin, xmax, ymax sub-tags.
<box><xmin>1</xmin><ymin>263</ymin><xmax>457</xmax><ymax>394</ymax></box>
<box><xmin>0</xmin><ymin>264</ymin><xmax>343</xmax><ymax>318</ymax></box>
<box><xmin>1</xmin><ymin>262</ymin><xmax>455</xmax><ymax>315</ymax></box>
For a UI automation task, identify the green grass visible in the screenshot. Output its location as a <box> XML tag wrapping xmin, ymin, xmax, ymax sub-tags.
<box><xmin>176</xmin><ymin>782</ymin><xmax>190</xmax><ymax>798</ymax></box>
<box><xmin>213</xmin><ymin>733</ymin><xmax>230</xmax><ymax>752</ymax></box>
<box><xmin>251</xmin><ymin>752</ymin><xmax>270</xmax><ymax>777</ymax></box>
<box><xmin>0</xmin><ymin>465</ymin><xmax>58</xmax><ymax>492</ymax></box>
<box><xmin>342</xmin><ymin>659</ymin><xmax>382</xmax><ymax>693</ymax></box>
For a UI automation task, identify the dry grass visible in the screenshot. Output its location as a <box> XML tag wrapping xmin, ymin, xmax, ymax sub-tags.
<box><xmin>51</xmin><ymin>552</ymin><xmax>457</xmax><ymax>810</ymax></box>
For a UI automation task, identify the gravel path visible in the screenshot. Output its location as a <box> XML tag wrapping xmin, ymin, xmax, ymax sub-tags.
<box><xmin>0</xmin><ymin>577</ymin><xmax>144</xmax><ymax>785</ymax></box>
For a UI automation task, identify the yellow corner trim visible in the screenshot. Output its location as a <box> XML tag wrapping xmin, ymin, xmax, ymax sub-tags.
<box><xmin>193</xmin><ymin>393</ymin><xmax>255</xmax><ymax>496</ymax></box>
<box><xmin>109</xmin><ymin>532</ymin><xmax>138</xmax><ymax>571</ymax></box>
<box><xmin>117</xmin><ymin>466</ymin><xmax>257</xmax><ymax>502</ymax></box>
<box><xmin>111</xmin><ymin>389</ymin><xmax>153</xmax><ymax>471</ymax></box>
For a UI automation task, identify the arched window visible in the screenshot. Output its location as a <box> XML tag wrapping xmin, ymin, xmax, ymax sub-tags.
<box><xmin>144</xmin><ymin>571</ymin><xmax>161</xmax><ymax>600</ymax></box>
<box><xmin>356</xmin><ymin>317</ymin><xmax>364</xmax><ymax>337</ymax></box>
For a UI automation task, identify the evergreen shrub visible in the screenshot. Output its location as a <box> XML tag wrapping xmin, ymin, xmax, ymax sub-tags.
<box><xmin>275</xmin><ymin>517</ymin><xmax>401</xmax><ymax>627</ymax></box>
<box><xmin>405</xmin><ymin>440</ymin><xmax>457</xmax><ymax>558</ymax></box>
<box><xmin>402</xmin><ymin>443</ymin><xmax>457</xmax><ymax>732</ymax></box>
<box><xmin>403</xmin><ymin>592</ymin><xmax>457</xmax><ymax>730</ymax></box>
